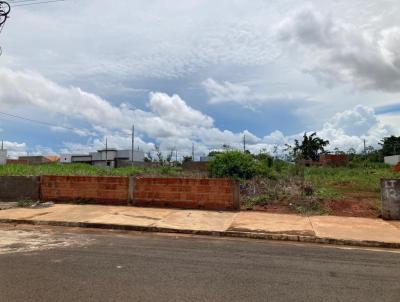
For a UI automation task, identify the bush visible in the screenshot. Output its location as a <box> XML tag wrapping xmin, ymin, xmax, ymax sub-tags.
<box><xmin>209</xmin><ymin>151</ymin><xmax>256</xmax><ymax>179</ymax></box>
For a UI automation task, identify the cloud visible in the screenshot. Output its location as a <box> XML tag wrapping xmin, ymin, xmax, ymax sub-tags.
<box><xmin>277</xmin><ymin>5</ymin><xmax>400</xmax><ymax>92</ymax></box>
<box><xmin>0</xmin><ymin>68</ymin><xmax>398</xmax><ymax>157</ymax></box>
<box><xmin>327</xmin><ymin>105</ymin><xmax>379</xmax><ymax>136</ymax></box>
<box><xmin>0</xmin><ymin>68</ymin><xmax>259</xmax><ymax>155</ymax></box>
<box><xmin>202</xmin><ymin>78</ymin><xmax>251</xmax><ymax>105</ymax></box>
<box><xmin>3</xmin><ymin>0</ymin><xmax>280</xmax><ymax>83</ymax></box>
<box><xmin>202</xmin><ymin>78</ymin><xmax>312</xmax><ymax>108</ymax></box>
<box><xmin>1</xmin><ymin>140</ymin><xmax>27</xmax><ymax>158</ymax></box>
<box><xmin>317</xmin><ymin>105</ymin><xmax>395</xmax><ymax>152</ymax></box>
<box><xmin>148</xmin><ymin>92</ymin><xmax>213</xmax><ymax>127</ymax></box>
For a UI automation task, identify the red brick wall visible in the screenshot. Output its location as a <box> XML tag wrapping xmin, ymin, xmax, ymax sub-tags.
<box><xmin>41</xmin><ymin>175</ymin><xmax>129</xmax><ymax>205</ymax></box>
<box><xmin>39</xmin><ymin>175</ymin><xmax>240</xmax><ymax>210</ymax></box>
<box><xmin>133</xmin><ymin>177</ymin><xmax>239</xmax><ymax>210</ymax></box>
<box><xmin>319</xmin><ymin>154</ymin><xmax>348</xmax><ymax>166</ymax></box>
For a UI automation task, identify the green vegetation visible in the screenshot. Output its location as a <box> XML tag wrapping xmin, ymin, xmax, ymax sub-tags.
<box><xmin>292</xmin><ymin>132</ymin><xmax>329</xmax><ymax>161</ymax></box>
<box><xmin>209</xmin><ymin>151</ymin><xmax>257</xmax><ymax>179</ymax></box>
<box><xmin>17</xmin><ymin>199</ymin><xmax>35</xmax><ymax>207</ymax></box>
<box><xmin>380</xmin><ymin>135</ymin><xmax>400</xmax><ymax>157</ymax></box>
<box><xmin>207</xmin><ymin>147</ymin><xmax>399</xmax><ymax>216</ymax></box>
<box><xmin>295</xmin><ymin>199</ymin><xmax>330</xmax><ymax>216</ymax></box>
<box><xmin>304</xmin><ymin>163</ymin><xmax>398</xmax><ymax>194</ymax></box>
<box><xmin>209</xmin><ymin>150</ymin><xmax>293</xmax><ymax>180</ymax></box>
<box><xmin>0</xmin><ymin>163</ymin><xmax>183</xmax><ymax>176</ymax></box>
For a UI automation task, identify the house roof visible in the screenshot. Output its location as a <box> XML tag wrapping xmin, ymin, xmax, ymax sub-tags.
<box><xmin>44</xmin><ymin>156</ymin><xmax>60</xmax><ymax>162</ymax></box>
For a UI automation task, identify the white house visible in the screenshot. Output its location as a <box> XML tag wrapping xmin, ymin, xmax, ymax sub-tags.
<box><xmin>384</xmin><ymin>155</ymin><xmax>400</xmax><ymax>166</ymax></box>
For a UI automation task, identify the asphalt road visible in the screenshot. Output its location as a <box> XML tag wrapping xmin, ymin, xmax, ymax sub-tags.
<box><xmin>0</xmin><ymin>225</ymin><xmax>399</xmax><ymax>302</ymax></box>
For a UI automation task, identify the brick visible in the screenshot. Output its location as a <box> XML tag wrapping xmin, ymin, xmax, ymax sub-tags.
<box><xmin>40</xmin><ymin>175</ymin><xmax>129</xmax><ymax>205</ymax></box>
<box><xmin>132</xmin><ymin>177</ymin><xmax>239</xmax><ymax>210</ymax></box>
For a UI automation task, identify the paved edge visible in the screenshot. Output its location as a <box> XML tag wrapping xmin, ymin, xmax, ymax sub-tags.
<box><xmin>1</xmin><ymin>218</ymin><xmax>400</xmax><ymax>249</ymax></box>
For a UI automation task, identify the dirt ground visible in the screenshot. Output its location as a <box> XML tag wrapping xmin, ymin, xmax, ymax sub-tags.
<box><xmin>240</xmin><ymin>180</ymin><xmax>382</xmax><ymax>218</ymax></box>
<box><xmin>242</xmin><ymin>197</ymin><xmax>380</xmax><ymax>218</ymax></box>
<box><xmin>323</xmin><ymin>192</ymin><xmax>380</xmax><ymax>218</ymax></box>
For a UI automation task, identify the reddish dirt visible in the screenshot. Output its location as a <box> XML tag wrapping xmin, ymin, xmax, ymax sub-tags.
<box><xmin>322</xmin><ymin>190</ymin><xmax>381</xmax><ymax>218</ymax></box>
<box><xmin>324</xmin><ymin>199</ymin><xmax>379</xmax><ymax>218</ymax></box>
<box><xmin>240</xmin><ymin>179</ymin><xmax>382</xmax><ymax>218</ymax></box>
<box><xmin>241</xmin><ymin>191</ymin><xmax>381</xmax><ymax>218</ymax></box>
<box><xmin>247</xmin><ymin>204</ymin><xmax>296</xmax><ymax>214</ymax></box>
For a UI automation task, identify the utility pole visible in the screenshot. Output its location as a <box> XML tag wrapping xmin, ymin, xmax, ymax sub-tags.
<box><xmin>192</xmin><ymin>143</ymin><xmax>195</xmax><ymax>161</ymax></box>
<box><xmin>105</xmin><ymin>137</ymin><xmax>108</xmax><ymax>165</ymax></box>
<box><xmin>243</xmin><ymin>134</ymin><xmax>246</xmax><ymax>152</ymax></box>
<box><xmin>363</xmin><ymin>139</ymin><xmax>366</xmax><ymax>156</ymax></box>
<box><xmin>131</xmin><ymin>124</ymin><xmax>135</xmax><ymax>166</ymax></box>
<box><xmin>0</xmin><ymin>1</ymin><xmax>11</xmax><ymax>56</ymax></box>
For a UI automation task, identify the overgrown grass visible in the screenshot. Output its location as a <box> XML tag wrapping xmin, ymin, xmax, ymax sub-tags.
<box><xmin>0</xmin><ymin>163</ymin><xmax>183</xmax><ymax>176</ymax></box>
<box><xmin>304</xmin><ymin>163</ymin><xmax>399</xmax><ymax>195</ymax></box>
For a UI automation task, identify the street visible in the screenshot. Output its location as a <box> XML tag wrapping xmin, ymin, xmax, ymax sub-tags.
<box><xmin>0</xmin><ymin>224</ymin><xmax>399</xmax><ymax>302</ymax></box>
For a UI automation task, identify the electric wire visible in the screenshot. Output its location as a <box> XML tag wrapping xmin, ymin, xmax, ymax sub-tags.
<box><xmin>8</xmin><ymin>0</ymin><xmax>66</xmax><ymax>7</ymax></box>
<box><xmin>0</xmin><ymin>110</ymin><xmax>90</xmax><ymax>134</ymax></box>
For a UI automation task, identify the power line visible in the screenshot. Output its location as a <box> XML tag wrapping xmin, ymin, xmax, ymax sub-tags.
<box><xmin>10</xmin><ymin>0</ymin><xmax>65</xmax><ymax>7</ymax></box>
<box><xmin>9</xmin><ymin>0</ymin><xmax>46</xmax><ymax>3</ymax></box>
<box><xmin>0</xmin><ymin>110</ymin><xmax>88</xmax><ymax>133</ymax></box>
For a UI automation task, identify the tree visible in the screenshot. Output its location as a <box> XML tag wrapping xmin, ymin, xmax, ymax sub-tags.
<box><xmin>145</xmin><ymin>151</ymin><xmax>153</xmax><ymax>162</ymax></box>
<box><xmin>208</xmin><ymin>150</ymin><xmax>223</xmax><ymax>157</ymax></box>
<box><xmin>182</xmin><ymin>156</ymin><xmax>192</xmax><ymax>163</ymax></box>
<box><xmin>293</xmin><ymin>132</ymin><xmax>329</xmax><ymax>161</ymax></box>
<box><xmin>166</xmin><ymin>149</ymin><xmax>174</xmax><ymax>164</ymax></box>
<box><xmin>154</xmin><ymin>145</ymin><xmax>164</xmax><ymax>164</ymax></box>
<box><xmin>380</xmin><ymin>136</ymin><xmax>400</xmax><ymax>156</ymax></box>
<box><xmin>334</xmin><ymin>147</ymin><xmax>345</xmax><ymax>155</ymax></box>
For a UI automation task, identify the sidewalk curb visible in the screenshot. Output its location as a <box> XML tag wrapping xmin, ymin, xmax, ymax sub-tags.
<box><xmin>1</xmin><ymin>218</ymin><xmax>400</xmax><ymax>249</ymax></box>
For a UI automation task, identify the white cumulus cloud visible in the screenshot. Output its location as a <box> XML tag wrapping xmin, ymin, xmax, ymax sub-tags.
<box><xmin>277</xmin><ymin>5</ymin><xmax>400</xmax><ymax>92</ymax></box>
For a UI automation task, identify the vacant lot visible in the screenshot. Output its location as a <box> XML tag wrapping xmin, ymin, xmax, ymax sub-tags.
<box><xmin>241</xmin><ymin>163</ymin><xmax>400</xmax><ymax>218</ymax></box>
<box><xmin>1</xmin><ymin>162</ymin><xmax>399</xmax><ymax>218</ymax></box>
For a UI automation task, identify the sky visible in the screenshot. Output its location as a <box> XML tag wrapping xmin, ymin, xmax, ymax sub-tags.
<box><xmin>0</xmin><ymin>0</ymin><xmax>400</xmax><ymax>159</ymax></box>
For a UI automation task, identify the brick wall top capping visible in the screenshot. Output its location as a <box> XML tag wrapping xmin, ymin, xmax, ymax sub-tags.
<box><xmin>134</xmin><ymin>176</ymin><xmax>234</xmax><ymax>181</ymax></box>
<box><xmin>41</xmin><ymin>175</ymin><xmax>129</xmax><ymax>179</ymax></box>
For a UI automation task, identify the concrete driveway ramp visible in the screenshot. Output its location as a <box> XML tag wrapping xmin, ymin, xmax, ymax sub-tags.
<box><xmin>310</xmin><ymin>216</ymin><xmax>400</xmax><ymax>244</ymax></box>
<box><xmin>154</xmin><ymin>210</ymin><xmax>237</xmax><ymax>232</ymax></box>
<box><xmin>229</xmin><ymin>212</ymin><xmax>315</xmax><ymax>236</ymax></box>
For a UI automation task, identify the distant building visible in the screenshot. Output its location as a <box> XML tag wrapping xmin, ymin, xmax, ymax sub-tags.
<box><xmin>17</xmin><ymin>155</ymin><xmax>60</xmax><ymax>165</ymax></box>
<box><xmin>384</xmin><ymin>155</ymin><xmax>400</xmax><ymax>166</ymax></box>
<box><xmin>200</xmin><ymin>156</ymin><xmax>214</xmax><ymax>162</ymax></box>
<box><xmin>0</xmin><ymin>149</ymin><xmax>7</xmax><ymax>165</ymax></box>
<box><xmin>61</xmin><ymin>149</ymin><xmax>145</xmax><ymax>168</ymax></box>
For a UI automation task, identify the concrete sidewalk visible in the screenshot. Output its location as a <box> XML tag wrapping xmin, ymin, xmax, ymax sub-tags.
<box><xmin>0</xmin><ymin>204</ymin><xmax>400</xmax><ymax>248</ymax></box>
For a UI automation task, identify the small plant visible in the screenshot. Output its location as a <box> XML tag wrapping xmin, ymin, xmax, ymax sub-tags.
<box><xmin>295</xmin><ymin>198</ymin><xmax>330</xmax><ymax>215</ymax></box>
<box><xmin>315</xmin><ymin>187</ymin><xmax>343</xmax><ymax>200</ymax></box>
<box><xmin>243</xmin><ymin>195</ymin><xmax>268</xmax><ymax>208</ymax></box>
<box><xmin>17</xmin><ymin>199</ymin><xmax>35</xmax><ymax>208</ymax></box>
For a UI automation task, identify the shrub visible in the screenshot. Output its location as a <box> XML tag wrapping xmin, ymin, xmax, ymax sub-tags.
<box><xmin>209</xmin><ymin>151</ymin><xmax>256</xmax><ymax>179</ymax></box>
